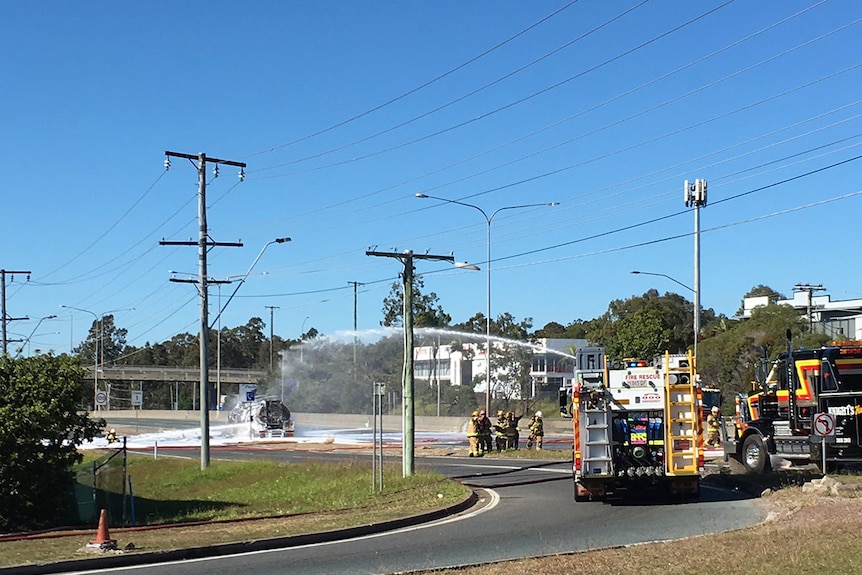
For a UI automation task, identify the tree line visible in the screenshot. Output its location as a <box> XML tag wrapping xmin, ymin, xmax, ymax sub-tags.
<box><xmin>65</xmin><ymin>279</ymin><xmax>830</xmax><ymax>419</ymax></box>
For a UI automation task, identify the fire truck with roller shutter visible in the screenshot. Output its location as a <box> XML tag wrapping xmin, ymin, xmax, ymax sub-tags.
<box><xmin>570</xmin><ymin>349</ymin><xmax>701</xmax><ymax>501</ymax></box>
<box><xmin>723</xmin><ymin>333</ymin><xmax>862</xmax><ymax>473</ymax></box>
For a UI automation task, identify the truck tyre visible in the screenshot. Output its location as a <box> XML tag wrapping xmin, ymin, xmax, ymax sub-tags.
<box><xmin>742</xmin><ymin>434</ymin><xmax>770</xmax><ymax>474</ymax></box>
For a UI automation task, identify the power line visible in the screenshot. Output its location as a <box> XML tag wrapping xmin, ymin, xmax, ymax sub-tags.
<box><xmin>243</xmin><ymin>0</ymin><xmax>582</xmax><ymax>161</ymax></box>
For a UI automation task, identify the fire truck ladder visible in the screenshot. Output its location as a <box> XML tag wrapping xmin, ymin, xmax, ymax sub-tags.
<box><xmin>664</xmin><ymin>351</ymin><xmax>699</xmax><ymax>475</ymax></box>
<box><xmin>581</xmin><ymin>388</ymin><xmax>613</xmax><ymax>476</ymax></box>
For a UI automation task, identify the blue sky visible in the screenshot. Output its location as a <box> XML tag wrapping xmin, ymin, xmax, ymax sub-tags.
<box><xmin>3</xmin><ymin>1</ymin><xmax>861</xmax><ymax>357</ymax></box>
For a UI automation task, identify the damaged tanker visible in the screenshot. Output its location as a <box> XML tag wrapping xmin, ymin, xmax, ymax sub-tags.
<box><xmin>228</xmin><ymin>396</ymin><xmax>295</xmax><ymax>437</ymax></box>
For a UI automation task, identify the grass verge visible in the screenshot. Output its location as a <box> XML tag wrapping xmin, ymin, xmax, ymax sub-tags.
<box><xmin>0</xmin><ymin>453</ymin><xmax>469</xmax><ymax>569</ymax></box>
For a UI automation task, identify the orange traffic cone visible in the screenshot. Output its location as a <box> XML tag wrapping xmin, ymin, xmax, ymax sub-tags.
<box><xmin>88</xmin><ymin>509</ymin><xmax>117</xmax><ymax>550</ymax></box>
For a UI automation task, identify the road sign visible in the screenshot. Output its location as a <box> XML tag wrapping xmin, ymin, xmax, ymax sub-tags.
<box><xmin>95</xmin><ymin>391</ymin><xmax>107</xmax><ymax>406</ymax></box>
<box><xmin>813</xmin><ymin>412</ymin><xmax>836</xmax><ymax>437</ymax></box>
<box><xmin>131</xmin><ymin>390</ymin><xmax>143</xmax><ymax>407</ymax></box>
<box><xmin>240</xmin><ymin>384</ymin><xmax>256</xmax><ymax>402</ymax></box>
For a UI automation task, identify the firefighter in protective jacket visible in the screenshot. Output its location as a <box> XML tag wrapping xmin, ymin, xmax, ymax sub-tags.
<box><xmin>494</xmin><ymin>410</ymin><xmax>509</xmax><ymax>451</ymax></box>
<box><xmin>467</xmin><ymin>411</ymin><xmax>482</xmax><ymax>457</ymax></box>
<box><xmin>477</xmin><ymin>409</ymin><xmax>492</xmax><ymax>455</ymax></box>
<box><xmin>527</xmin><ymin>411</ymin><xmax>544</xmax><ymax>449</ymax></box>
<box><xmin>706</xmin><ymin>405</ymin><xmax>721</xmax><ymax>447</ymax></box>
<box><xmin>505</xmin><ymin>411</ymin><xmax>522</xmax><ymax>450</ymax></box>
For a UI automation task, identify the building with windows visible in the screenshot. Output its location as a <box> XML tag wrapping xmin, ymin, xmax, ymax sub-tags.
<box><xmin>413</xmin><ymin>337</ymin><xmax>590</xmax><ymax>401</ymax></box>
<box><xmin>743</xmin><ymin>288</ymin><xmax>862</xmax><ymax>339</ymax></box>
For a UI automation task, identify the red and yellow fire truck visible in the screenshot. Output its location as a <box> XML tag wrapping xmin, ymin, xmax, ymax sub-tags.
<box><xmin>567</xmin><ymin>348</ymin><xmax>701</xmax><ymax>501</ymax></box>
<box><xmin>724</xmin><ymin>334</ymin><xmax>862</xmax><ymax>473</ymax></box>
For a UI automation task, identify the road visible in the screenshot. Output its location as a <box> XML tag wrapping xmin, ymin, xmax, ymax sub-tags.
<box><xmin>78</xmin><ymin>416</ymin><xmax>766</xmax><ymax>575</ymax></box>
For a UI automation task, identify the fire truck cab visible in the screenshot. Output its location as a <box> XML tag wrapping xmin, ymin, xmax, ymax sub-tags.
<box><xmin>723</xmin><ymin>336</ymin><xmax>862</xmax><ymax>473</ymax></box>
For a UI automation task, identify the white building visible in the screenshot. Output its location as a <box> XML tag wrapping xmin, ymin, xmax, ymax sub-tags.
<box><xmin>743</xmin><ymin>288</ymin><xmax>862</xmax><ymax>339</ymax></box>
<box><xmin>412</xmin><ymin>337</ymin><xmax>590</xmax><ymax>401</ymax></box>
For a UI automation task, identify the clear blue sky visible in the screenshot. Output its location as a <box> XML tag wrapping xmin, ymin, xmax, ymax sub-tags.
<box><xmin>3</xmin><ymin>1</ymin><xmax>861</xmax><ymax>357</ymax></box>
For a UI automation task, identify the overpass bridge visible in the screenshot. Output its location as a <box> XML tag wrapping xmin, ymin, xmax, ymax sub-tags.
<box><xmin>85</xmin><ymin>365</ymin><xmax>267</xmax><ymax>384</ymax></box>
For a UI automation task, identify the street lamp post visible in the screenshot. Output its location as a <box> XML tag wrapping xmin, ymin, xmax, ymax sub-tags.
<box><xmin>59</xmin><ymin>306</ymin><xmax>133</xmax><ymax>411</ymax></box>
<box><xmin>171</xmin><ymin>236</ymin><xmax>290</xmax><ymax>469</ymax></box>
<box><xmin>415</xmin><ymin>193</ymin><xmax>557</xmax><ymax>414</ymax></box>
<box><xmin>60</xmin><ymin>306</ymin><xmax>98</xmax><ymax>410</ymax></box>
<box><xmin>20</xmin><ymin>314</ymin><xmax>57</xmax><ymax>357</ymax></box>
<box><xmin>630</xmin><ymin>270</ymin><xmax>698</xmax><ymax>356</ymax></box>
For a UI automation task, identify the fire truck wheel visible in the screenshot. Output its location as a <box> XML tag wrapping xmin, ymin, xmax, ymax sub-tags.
<box><xmin>742</xmin><ymin>434</ymin><xmax>770</xmax><ymax>474</ymax></box>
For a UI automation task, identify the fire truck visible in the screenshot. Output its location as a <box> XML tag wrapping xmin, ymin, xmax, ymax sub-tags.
<box><xmin>723</xmin><ymin>333</ymin><xmax>862</xmax><ymax>473</ymax></box>
<box><xmin>566</xmin><ymin>348</ymin><xmax>702</xmax><ymax>501</ymax></box>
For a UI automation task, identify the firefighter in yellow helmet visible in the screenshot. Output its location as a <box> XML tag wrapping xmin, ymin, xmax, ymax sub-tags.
<box><xmin>494</xmin><ymin>410</ymin><xmax>509</xmax><ymax>451</ymax></box>
<box><xmin>466</xmin><ymin>410</ymin><xmax>482</xmax><ymax>457</ymax></box>
<box><xmin>106</xmin><ymin>428</ymin><xmax>118</xmax><ymax>444</ymax></box>
<box><xmin>505</xmin><ymin>411</ymin><xmax>523</xmax><ymax>450</ymax></box>
<box><xmin>706</xmin><ymin>405</ymin><xmax>722</xmax><ymax>447</ymax></box>
<box><xmin>527</xmin><ymin>410</ymin><xmax>544</xmax><ymax>449</ymax></box>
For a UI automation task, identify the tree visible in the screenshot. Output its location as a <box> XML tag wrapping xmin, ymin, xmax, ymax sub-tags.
<box><xmin>612</xmin><ymin>307</ymin><xmax>671</xmax><ymax>359</ymax></box>
<box><xmin>533</xmin><ymin>321</ymin><xmax>566</xmax><ymax>338</ymax></box>
<box><xmin>585</xmin><ymin>289</ymin><xmax>716</xmax><ymax>359</ymax></box>
<box><xmin>0</xmin><ymin>354</ymin><xmax>103</xmax><ymax>531</ymax></box>
<box><xmin>696</xmin><ymin>302</ymin><xmax>829</xmax><ymax>405</ymax></box>
<box><xmin>736</xmin><ymin>284</ymin><xmax>787</xmax><ymax>316</ymax></box>
<box><xmin>72</xmin><ymin>314</ymin><xmax>128</xmax><ymax>367</ymax></box>
<box><xmin>380</xmin><ymin>275</ymin><xmax>451</xmax><ymax>328</ymax></box>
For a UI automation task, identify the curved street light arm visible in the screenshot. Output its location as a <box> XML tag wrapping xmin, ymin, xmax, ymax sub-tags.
<box><xmin>211</xmin><ymin>237</ymin><xmax>291</xmax><ymax>329</ymax></box>
<box><xmin>630</xmin><ymin>270</ymin><xmax>694</xmax><ymax>293</ymax></box>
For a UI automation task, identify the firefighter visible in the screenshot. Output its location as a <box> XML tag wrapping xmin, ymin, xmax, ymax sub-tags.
<box><xmin>466</xmin><ymin>410</ymin><xmax>482</xmax><ymax>457</ymax></box>
<box><xmin>527</xmin><ymin>410</ymin><xmax>544</xmax><ymax>449</ymax></box>
<box><xmin>706</xmin><ymin>405</ymin><xmax>722</xmax><ymax>447</ymax></box>
<box><xmin>506</xmin><ymin>411</ymin><xmax>522</xmax><ymax>450</ymax></box>
<box><xmin>494</xmin><ymin>410</ymin><xmax>509</xmax><ymax>451</ymax></box>
<box><xmin>106</xmin><ymin>428</ymin><xmax>118</xmax><ymax>444</ymax></box>
<box><xmin>477</xmin><ymin>409</ymin><xmax>492</xmax><ymax>455</ymax></box>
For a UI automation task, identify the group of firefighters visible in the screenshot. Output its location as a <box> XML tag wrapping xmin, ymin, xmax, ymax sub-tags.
<box><xmin>466</xmin><ymin>408</ymin><xmax>544</xmax><ymax>457</ymax></box>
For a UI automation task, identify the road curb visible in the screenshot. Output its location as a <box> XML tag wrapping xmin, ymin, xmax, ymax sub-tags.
<box><xmin>2</xmin><ymin>491</ymin><xmax>480</xmax><ymax>575</ymax></box>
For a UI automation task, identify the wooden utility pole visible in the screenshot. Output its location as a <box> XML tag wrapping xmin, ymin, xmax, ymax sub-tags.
<box><xmin>365</xmin><ymin>250</ymin><xmax>453</xmax><ymax>477</ymax></box>
<box><xmin>161</xmin><ymin>151</ymin><xmax>245</xmax><ymax>470</ymax></box>
<box><xmin>794</xmin><ymin>283</ymin><xmax>825</xmax><ymax>331</ymax></box>
<box><xmin>1</xmin><ymin>269</ymin><xmax>30</xmax><ymax>355</ymax></box>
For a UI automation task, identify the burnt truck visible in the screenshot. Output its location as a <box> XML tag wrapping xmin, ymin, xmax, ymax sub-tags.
<box><xmin>564</xmin><ymin>348</ymin><xmax>701</xmax><ymax>501</ymax></box>
<box><xmin>228</xmin><ymin>396</ymin><xmax>295</xmax><ymax>438</ymax></box>
<box><xmin>723</xmin><ymin>332</ymin><xmax>862</xmax><ymax>473</ymax></box>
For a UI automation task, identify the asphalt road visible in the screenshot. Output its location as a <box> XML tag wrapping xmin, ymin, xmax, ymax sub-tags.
<box><xmin>73</xmin><ymin>415</ymin><xmax>767</xmax><ymax>575</ymax></box>
<box><xmin>83</xmin><ymin>445</ymin><xmax>765</xmax><ymax>575</ymax></box>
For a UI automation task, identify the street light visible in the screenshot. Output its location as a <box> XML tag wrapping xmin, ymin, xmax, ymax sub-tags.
<box><xmin>60</xmin><ymin>306</ymin><xmax>98</xmax><ymax>410</ymax></box>
<box><xmin>415</xmin><ymin>193</ymin><xmax>557</xmax><ymax>414</ymax></box>
<box><xmin>630</xmin><ymin>270</ymin><xmax>699</xmax><ymax>357</ymax></box>
<box><xmin>211</xmin><ymin>237</ymin><xmax>291</xmax><ymax>328</ymax></box>
<box><xmin>630</xmin><ymin>271</ymin><xmax>694</xmax><ymax>293</ymax></box>
<box><xmin>59</xmin><ymin>306</ymin><xmax>133</xmax><ymax>410</ymax></box>
<box><xmin>172</xmin><ymin>236</ymin><xmax>290</xmax><ymax>469</ymax></box>
<box><xmin>19</xmin><ymin>315</ymin><xmax>57</xmax><ymax>357</ymax></box>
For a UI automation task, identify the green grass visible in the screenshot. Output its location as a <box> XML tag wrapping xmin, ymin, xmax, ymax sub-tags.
<box><xmin>91</xmin><ymin>453</ymin><xmax>466</xmax><ymax>523</ymax></box>
<box><xmin>0</xmin><ymin>454</ymin><xmax>469</xmax><ymax>568</ymax></box>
